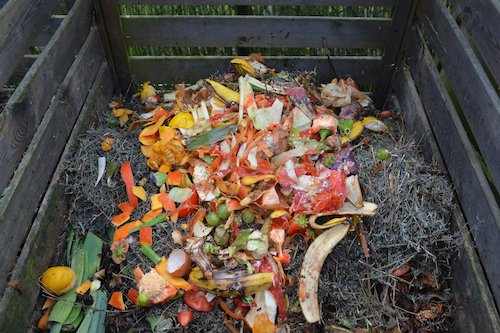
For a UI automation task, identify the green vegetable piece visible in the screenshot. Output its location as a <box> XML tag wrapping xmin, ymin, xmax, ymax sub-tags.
<box><xmin>140</xmin><ymin>245</ymin><xmax>162</xmax><ymax>264</ymax></box>
<box><xmin>206</xmin><ymin>212</ymin><xmax>221</xmax><ymax>226</ymax></box>
<box><xmin>76</xmin><ymin>308</ymin><xmax>93</xmax><ymax>333</ymax></box>
<box><xmin>338</xmin><ymin>119</ymin><xmax>353</xmax><ymax>136</ymax></box>
<box><xmin>154</xmin><ymin>172</ymin><xmax>168</xmax><ymax>186</ymax></box>
<box><xmin>130</xmin><ymin>215</ymin><xmax>167</xmax><ymax>233</ymax></box>
<box><xmin>228</xmin><ymin>229</ymin><xmax>252</xmax><ymax>256</ymax></box>
<box><xmin>241</xmin><ymin>210</ymin><xmax>255</xmax><ymax>224</ymax></box>
<box><xmin>138</xmin><ymin>294</ymin><xmax>149</xmax><ymax>307</ymax></box>
<box><xmin>49</xmin><ymin>291</ymin><xmax>77</xmax><ymax>324</ymax></box>
<box><xmin>186</xmin><ymin>124</ymin><xmax>237</xmax><ymax>151</ymax></box>
<box><xmin>83</xmin><ymin>232</ymin><xmax>103</xmax><ymax>279</ymax></box>
<box><xmin>318</xmin><ymin>128</ymin><xmax>332</xmax><ymax>142</ymax></box>
<box><xmin>323</xmin><ymin>155</ymin><xmax>335</xmax><ymax>167</ymax></box>
<box><xmin>216</xmin><ymin>203</ymin><xmax>230</xmax><ymax>220</ymax></box>
<box><xmin>376</xmin><ymin>148</ymin><xmax>390</xmax><ymax>160</ymax></box>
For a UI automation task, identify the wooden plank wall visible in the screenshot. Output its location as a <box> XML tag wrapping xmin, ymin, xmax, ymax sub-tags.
<box><xmin>393</xmin><ymin>68</ymin><xmax>500</xmax><ymax>333</ymax></box>
<box><xmin>392</xmin><ymin>0</ymin><xmax>500</xmax><ymax>309</ymax></box>
<box><xmin>103</xmin><ymin>0</ymin><xmax>398</xmax><ymax>92</ymax></box>
<box><xmin>0</xmin><ymin>0</ymin><xmax>112</xmax><ymax>301</ymax></box>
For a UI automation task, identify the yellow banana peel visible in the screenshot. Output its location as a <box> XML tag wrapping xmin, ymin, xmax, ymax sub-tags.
<box><xmin>206</xmin><ymin>79</ymin><xmax>240</xmax><ymax>104</ymax></box>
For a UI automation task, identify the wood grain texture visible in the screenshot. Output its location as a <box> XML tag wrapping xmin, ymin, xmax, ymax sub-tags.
<box><xmin>119</xmin><ymin>0</ymin><xmax>396</xmax><ymax>6</ymax></box>
<box><xmin>417</xmin><ymin>0</ymin><xmax>500</xmax><ymax>191</ymax></box>
<box><xmin>0</xmin><ymin>0</ymin><xmax>93</xmax><ymax>192</ymax></box>
<box><xmin>372</xmin><ymin>0</ymin><xmax>417</xmax><ymax>107</ymax></box>
<box><xmin>32</xmin><ymin>16</ymin><xmax>64</xmax><ymax>47</ymax></box>
<box><xmin>129</xmin><ymin>55</ymin><xmax>381</xmax><ymax>85</ymax></box>
<box><xmin>96</xmin><ymin>0</ymin><xmax>132</xmax><ymax>95</ymax></box>
<box><xmin>0</xmin><ymin>62</ymin><xmax>113</xmax><ymax>331</ymax></box>
<box><xmin>122</xmin><ymin>16</ymin><xmax>391</xmax><ymax>49</ymax></box>
<box><xmin>451</xmin><ymin>0</ymin><xmax>500</xmax><ymax>85</ymax></box>
<box><xmin>393</xmin><ymin>68</ymin><xmax>500</xmax><ymax>332</ymax></box>
<box><xmin>405</xmin><ymin>28</ymin><xmax>500</xmax><ymax>305</ymax></box>
<box><xmin>0</xmin><ymin>27</ymin><xmax>104</xmax><ymax>297</ymax></box>
<box><xmin>0</xmin><ymin>0</ymin><xmax>60</xmax><ymax>87</ymax></box>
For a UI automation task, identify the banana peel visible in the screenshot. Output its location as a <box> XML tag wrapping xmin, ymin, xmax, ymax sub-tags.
<box><xmin>299</xmin><ymin>223</ymin><xmax>350</xmax><ymax>323</ymax></box>
<box><xmin>231</xmin><ymin>58</ymin><xmax>257</xmax><ymax>77</ymax></box>
<box><xmin>189</xmin><ymin>267</ymin><xmax>273</xmax><ymax>297</ymax></box>
<box><xmin>206</xmin><ymin>79</ymin><xmax>240</xmax><ymax>104</ymax></box>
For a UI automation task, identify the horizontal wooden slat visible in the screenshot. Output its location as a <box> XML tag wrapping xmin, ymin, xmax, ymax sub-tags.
<box><xmin>122</xmin><ymin>16</ymin><xmax>391</xmax><ymax>49</ymax></box>
<box><xmin>119</xmin><ymin>0</ymin><xmax>396</xmax><ymax>6</ymax></box>
<box><xmin>451</xmin><ymin>0</ymin><xmax>500</xmax><ymax>85</ymax></box>
<box><xmin>405</xmin><ymin>28</ymin><xmax>500</xmax><ymax>305</ymax></box>
<box><xmin>129</xmin><ymin>55</ymin><xmax>380</xmax><ymax>85</ymax></box>
<box><xmin>393</xmin><ymin>69</ymin><xmax>500</xmax><ymax>332</ymax></box>
<box><xmin>0</xmin><ymin>0</ymin><xmax>60</xmax><ymax>87</ymax></box>
<box><xmin>0</xmin><ymin>26</ymin><xmax>104</xmax><ymax>298</ymax></box>
<box><xmin>417</xmin><ymin>0</ymin><xmax>500</xmax><ymax>190</ymax></box>
<box><xmin>0</xmin><ymin>61</ymin><xmax>113</xmax><ymax>331</ymax></box>
<box><xmin>0</xmin><ymin>0</ymin><xmax>93</xmax><ymax>192</ymax></box>
<box><xmin>32</xmin><ymin>16</ymin><xmax>64</xmax><ymax>47</ymax></box>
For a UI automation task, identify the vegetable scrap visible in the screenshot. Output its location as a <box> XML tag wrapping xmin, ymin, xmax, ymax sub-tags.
<box><xmin>38</xmin><ymin>56</ymin><xmax>459</xmax><ymax>332</ymax></box>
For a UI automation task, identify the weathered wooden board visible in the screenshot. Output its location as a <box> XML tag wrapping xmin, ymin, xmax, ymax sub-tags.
<box><xmin>0</xmin><ymin>0</ymin><xmax>93</xmax><ymax>192</ymax></box>
<box><xmin>392</xmin><ymin>69</ymin><xmax>440</xmax><ymax>164</ymax></box>
<box><xmin>122</xmin><ymin>16</ymin><xmax>391</xmax><ymax>49</ymax></box>
<box><xmin>7</xmin><ymin>55</ymin><xmax>38</xmax><ymax>86</ymax></box>
<box><xmin>0</xmin><ymin>26</ymin><xmax>104</xmax><ymax>298</ymax></box>
<box><xmin>451</xmin><ymin>0</ymin><xmax>500</xmax><ymax>85</ymax></box>
<box><xmin>417</xmin><ymin>0</ymin><xmax>500</xmax><ymax>190</ymax></box>
<box><xmin>393</xmin><ymin>68</ymin><xmax>500</xmax><ymax>332</ymax></box>
<box><xmin>129</xmin><ymin>55</ymin><xmax>381</xmax><ymax>85</ymax></box>
<box><xmin>405</xmin><ymin>28</ymin><xmax>500</xmax><ymax>305</ymax></box>
<box><xmin>96</xmin><ymin>0</ymin><xmax>132</xmax><ymax>95</ymax></box>
<box><xmin>372</xmin><ymin>0</ymin><xmax>417</xmax><ymax>107</ymax></box>
<box><xmin>32</xmin><ymin>16</ymin><xmax>65</xmax><ymax>47</ymax></box>
<box><xmin>0</xmin><ymin>62</ymin><xmax>113</xmax><ymax>332</ymax></box>
<box><xmin>119</xmin><ymin>0</ymin><xmax>395</xmax><ymax>5</ymax></box>
<box><xmin>0</xmin><ymin>0</ymin><xmax>60</xmax><ymax>87</ymax></box>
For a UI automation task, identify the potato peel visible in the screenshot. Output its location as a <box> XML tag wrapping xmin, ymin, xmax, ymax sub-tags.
<box><xmin>299</xmin><ymin>223</ymin><xmax>350</xmax><ymax>323</ymax></box>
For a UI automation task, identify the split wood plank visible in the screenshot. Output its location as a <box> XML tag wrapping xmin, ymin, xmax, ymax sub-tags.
<box><xmin>0</xmin><ymin>62</ymin><xmax>113</xmax><ymax>331</ymax></box>
<box><xmin>0</xmin><ymin>26</ymin><xmax>104</xmax><ymax>297</ymax></box>
<box><xmin>450</xmin><ymin>0</ymin><xmax>500</xmax><ymax>85</ymax></box>
<box><xmin>393</xmin><ymin>67</ymin><xmax>500</xmax><ymax>332</ymax></box>
<box><xmin>0</xmin><ymin>0</ymin><xmax>93</xmax><ymax>191</ymax></box>
<box><xmin>122</xmin><ymin>16</ymin><xmax>391</xmax><ymax>49</ymax></box>
<box><xmin>405</xmin><ymin>28</ymin><xmax>500</xmax><ymax>305</ymax></box>
<box><xmin>417</xmin><ymin>0</ymin><xmax>500</xmax><ymax>190</ymax></box>
<box><xmin>0</xmin><ymin>0</ymin><xmax>60</xmax><ymax>87</ymax></box>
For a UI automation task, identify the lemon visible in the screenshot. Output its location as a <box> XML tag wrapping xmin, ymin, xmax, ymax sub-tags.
<box><xmin>40</xmin><ymin>266</ymin><xmax>76</xmax><ymax>295</ymax></box>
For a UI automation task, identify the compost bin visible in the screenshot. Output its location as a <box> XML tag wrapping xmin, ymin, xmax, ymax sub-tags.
<box><xmin>0</xmin><ymin>0</ymin><xmax>498</xmax><ymax>332</ymax></box>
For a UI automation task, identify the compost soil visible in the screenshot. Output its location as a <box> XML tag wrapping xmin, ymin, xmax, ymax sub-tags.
<box><xmin>50</xmin><ymin>74</ymin><xmax>460</xmax><ymax>332</ymax></box>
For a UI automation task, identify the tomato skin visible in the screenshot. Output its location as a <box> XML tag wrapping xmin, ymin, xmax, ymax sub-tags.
<box><xmin>178</xmin><ymin>191</ymin><xmax>199</xmax><ymax>218</ymax></box>
<box><xmin>177</xmin><ymin>309</ymin><xmax>193</xmax><ymax>327</ymax></box>
<box><xmin>183</xmin><ymin>290</ymin><xmax>214</xmax><ymax>312</ymax></box>
<box><xmin>287</xmin><ymin>218</ymin><xmax>307</xmax><ymax>235</ymax></box>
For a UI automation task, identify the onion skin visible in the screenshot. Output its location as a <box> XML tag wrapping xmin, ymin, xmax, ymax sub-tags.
<box><xmin>167</xmin><ymin>249</ymin><xmax>192</xmax><ymax>278</ymax></box>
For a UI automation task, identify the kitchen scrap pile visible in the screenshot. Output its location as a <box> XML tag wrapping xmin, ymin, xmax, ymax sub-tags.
<box><xmin>37</xmin><ymin>56</ymin><xmax>458</xmax><ymax>333</ymax></box>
